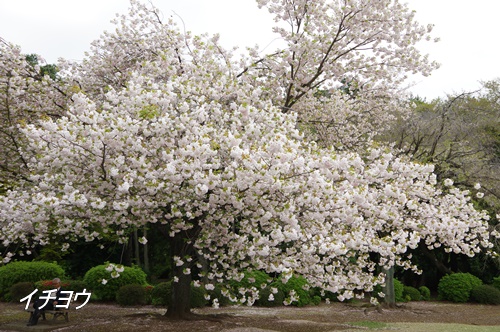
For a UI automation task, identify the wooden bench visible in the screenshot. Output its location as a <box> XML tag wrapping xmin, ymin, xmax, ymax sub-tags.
<box><xmin>26</xmin><ymin>308</ymin><xmax>69</xmax><ymax>322</ymax></box>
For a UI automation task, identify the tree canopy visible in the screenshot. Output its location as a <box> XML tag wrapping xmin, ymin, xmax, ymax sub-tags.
<box><xmin>0</xmin><ymin>0</ymin><xmax>497</xmax><ymax>318</ymax></box>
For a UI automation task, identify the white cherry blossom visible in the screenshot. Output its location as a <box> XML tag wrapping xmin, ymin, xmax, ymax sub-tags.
<box><xmin>0</xmin><ymin>0</ymin><xmax>497</xmax><ymax>318</ymax></box>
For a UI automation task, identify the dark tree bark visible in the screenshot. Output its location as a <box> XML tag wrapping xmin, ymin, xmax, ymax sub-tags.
<box><xmin>133</xmin><ymin>229</ymin><xmax>142</xmax><ymax>266</ymax></box>
<box><xmin>165</xmin><ymin>262</ymin><xmax>192</xmax><ymax>319</ymax></box>
<box><xmin>164</xmin><ymin>221</ymin><xmax>200</xmax><ymax>319</ymax></box>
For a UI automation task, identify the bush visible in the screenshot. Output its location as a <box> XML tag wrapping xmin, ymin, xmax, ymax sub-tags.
<box><xmin>64</xmin><ymin>280</ymin><xmax>87</xmax><ymax>293</ymax></box>
<box><xmin>493</xmin><ymin>277</ymin><xmax>500</xmax><ymax>291</ymax></box>
<box><xmin>116</xmin><ymin>284</ymin><xmax>147</xmax><ymax>306</ymax></box>
<box><xmin>311</xmin><ymin>295</ymin><xmax>322</xmax><ymax>305</ymax></box>
<box><xmin>144</xmin><ymin>285</ymin><xmax>154</xmax><ymax>305</ymax></box>
<box><xmin>394</xmin><ymin>279</ymin><xmax>404</xmax><ymax>302</ymax></box>
<box><xmin>83</xmin><ymin>264</ymin><xmax>147</xmax><ymax>301</ymax></box>
<box><xmin>8</xmin><ymin>282</ymin><xmax>35</xmax><ymax>302</ymax></box>
<box><xmin>211</xmin><ymin>284</ymin><xmax>233</xmax><ymax>306</ymax></box>
<box><xmin>191</xmin><ymin>284</ymin><xmax>207</xmax><ymax>308</ymax></box>
<box><xmin>419</xmin><ymin>286</ymin><xmax>431</xmax><ymax>301</ymax></box>
<box><xmin>470</xmin><ymin>285</ymin><xmax>500</xmax><ymax>305</ymax></box>
<box><xmin>438</xmin><ymin>273</ymin><xmax>483</xmax><ymax>303</ymax></box>
<box><xmin>151</xmin><ymin>281</ymin><xmax>207</xmax><ymax>308</ymax></box>
<box><xmin>270</xmin><ymin>275</ymin><xmax>313</xmax><ymax>307</ymax></box>
<box><xmin>151</xmin><ymin>282</ymin><xmax>170</xmax><ymax>306</ymax></box>
<box><xmin>0</xmin><ymin>261</ymin><xmax>65</xmax><ymax>299</ymax></box>
<box><xmin>403</xmin><ymin>286</ymin><xmax>421</xmax><ymax>301</ymax></box>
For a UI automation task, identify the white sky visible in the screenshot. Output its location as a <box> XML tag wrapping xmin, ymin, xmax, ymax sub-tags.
<box><xmin>1</xmin><ymin>0</ymin><xmax>499</xmax><ymax>100</ymax></box>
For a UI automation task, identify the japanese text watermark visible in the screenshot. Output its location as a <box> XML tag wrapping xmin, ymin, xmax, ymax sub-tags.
<box><xmin>20</xmin><ymin>288</ymin><xmax>91</xmax><ymax>310</ymax></box>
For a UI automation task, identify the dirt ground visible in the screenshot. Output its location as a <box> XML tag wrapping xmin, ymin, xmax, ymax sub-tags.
<box><xmin>1</xmin><ymin>301</ymin><xmax>499</xmax><ymax>332</ymax></box>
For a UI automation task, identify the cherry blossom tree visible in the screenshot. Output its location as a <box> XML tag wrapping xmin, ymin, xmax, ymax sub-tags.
<box><xmin>0</xmin><ymin>39</ymin><xmax>69</xmax><ymax>193</ymax></box>
<box><xmin>241</xmin><ymin>0</ymin><xmax>438</xmax><ymax>108</ymax></box>
<box><xmin>0</xmin><ymin>0</ymin><xmax>498</xmax><ymax>319</ymax></box>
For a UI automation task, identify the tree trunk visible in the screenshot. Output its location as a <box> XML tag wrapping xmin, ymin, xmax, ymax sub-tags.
<box><xmin>165</xmin><ymin>265</ymin><xmax>192</xmax><ymax>319</ymax></box>
<box><xmin>164</xmin><ymin>223</ymin><xmax>199</xmax><ymax>319</ymax></box>
<box><xmin>383</xmin><ymin>266</ymin><xmax>396</xmax><ymax>308</ymax></box>
<box><xmin>133</xmin><ymin>229</ymin><xmax>142</xmax><ymax>266</ymax></box>
<box><xmin>143</xmin><ymin>227</ymin><xmax>150</xmax><ymax>274</ymax></box>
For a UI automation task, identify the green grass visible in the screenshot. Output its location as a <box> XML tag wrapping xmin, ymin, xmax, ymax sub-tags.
<box><xmin>389</xmin><ymin>323</ymin><xmax>500</xmax><ymax>332</ymax></box>
<box><xmin>348</xmin><ymin>321</ymin><xmax>388</xmax><ymax>329</ymax></box>
<box><xmin>344</xmin><ymin>322</ymin><xmax>500</xmax><ymax>331</ymax></box>
<box><xmin>0</xmin><ymin>309</ymin><xmax>26</xmax><ymax>324</ymax></box>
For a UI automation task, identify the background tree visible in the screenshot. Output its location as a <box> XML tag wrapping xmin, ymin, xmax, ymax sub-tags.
<box><xmin>243</xmin><ymin>0</ymin><xmax>438</xmax><ymax>107</ymax></box>
<box><xmin>380</xmin><ymin>81</ymin><xmax>500</xmax><ymax>286</ymax></box>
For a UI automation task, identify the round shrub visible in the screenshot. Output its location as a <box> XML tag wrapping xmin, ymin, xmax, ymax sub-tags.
<box><xmin>419</xmin><ymin>286</ymin><xmax>431</xmax><ymax>301</ymax></box>
<box><xmin>83</xmin><ymin>264</ymin><xmax>147</xmax><ymax>301</ymax></box>
<box><xmin>403</xmin><ymin>286</ymin><xmax>421</xmax><ymax>301</ymax></box>
<box><xmin>151</xmin><ymin>282</ymin><xmax>170</xmax><ymax>306</ymax></box>
<box><xmin>0</xmin><ymin>261</ymin><xmax>65</xmax><ymax>298</ymax></box>
<box><xmin>151</xmin><ymin>281</ymin><xmax>206</xmax><ymax>308</ymax></box>
<box><xmin>470</xmin><ymin>285</ymin><xmax>500</xmax><ymax>305</ymax></box>
<box><xmin>116</xmin><ymin>284</ymin><xmax>147</xmax><ymax>306</ymax></box>
<box><xmin>8</xmin><ymin>282</ymin><xmax>35</xmax><ymax>302</ymax></box>
<box><xmin>438</xmin><ymin>273</ymin><xmax>483</xmax><ymax>303</ymax></box>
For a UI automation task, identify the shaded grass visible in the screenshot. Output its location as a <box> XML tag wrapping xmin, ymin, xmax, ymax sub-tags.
<box><xmin>0</xmin><ymin>309</ymin><xmax>26</xmax><ymax>324</ymax></box>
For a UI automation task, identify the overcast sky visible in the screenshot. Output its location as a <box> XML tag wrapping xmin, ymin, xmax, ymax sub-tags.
<box><xmin>1</xmin><ymin>0</ymin><xmax>499</xmax><ymax>100</ymax></box>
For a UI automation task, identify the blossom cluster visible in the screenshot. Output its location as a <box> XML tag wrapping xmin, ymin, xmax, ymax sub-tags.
<box><xmin>101</xmin><ymin>263</ymin><xmax>125</xmax><ymax>284</ymax></box>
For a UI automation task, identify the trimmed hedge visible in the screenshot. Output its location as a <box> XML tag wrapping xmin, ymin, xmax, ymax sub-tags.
<box><xmin>438</xmin><ymin>273</ymin><xmax>483</xmax><ymax>303</ymax></box>
<box><xmin>83</xmin><ymin>264</ymin><xmax>147</xmax><ymax>301</ymax></box>
<box><xmin>116</xmin><ymin>284</ymin><xmax>147</xmax><ymax>306</ymax></box>
<box><xmin>403</xmin><ymin>286</ymin><xmax>421</xmax><ymax>301</ymax></box>
<box><xmin>0</xmin><ymin>261</ymin><xmax>65</xmax><ymax>299</ymax></box>
<box><xmin>419</xmin><ymin>286</ymin><xmax>431</xmax><ymax>301</ymax></box>
<box><xmin>8</xmin><ymin>282</ymin><xmax>35</xmax><ymax>302</ymax></box>
<box><xmin>470</xmin><ymin>285</ymin><xmax>500</xmax><ymax>305</ymax></box>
